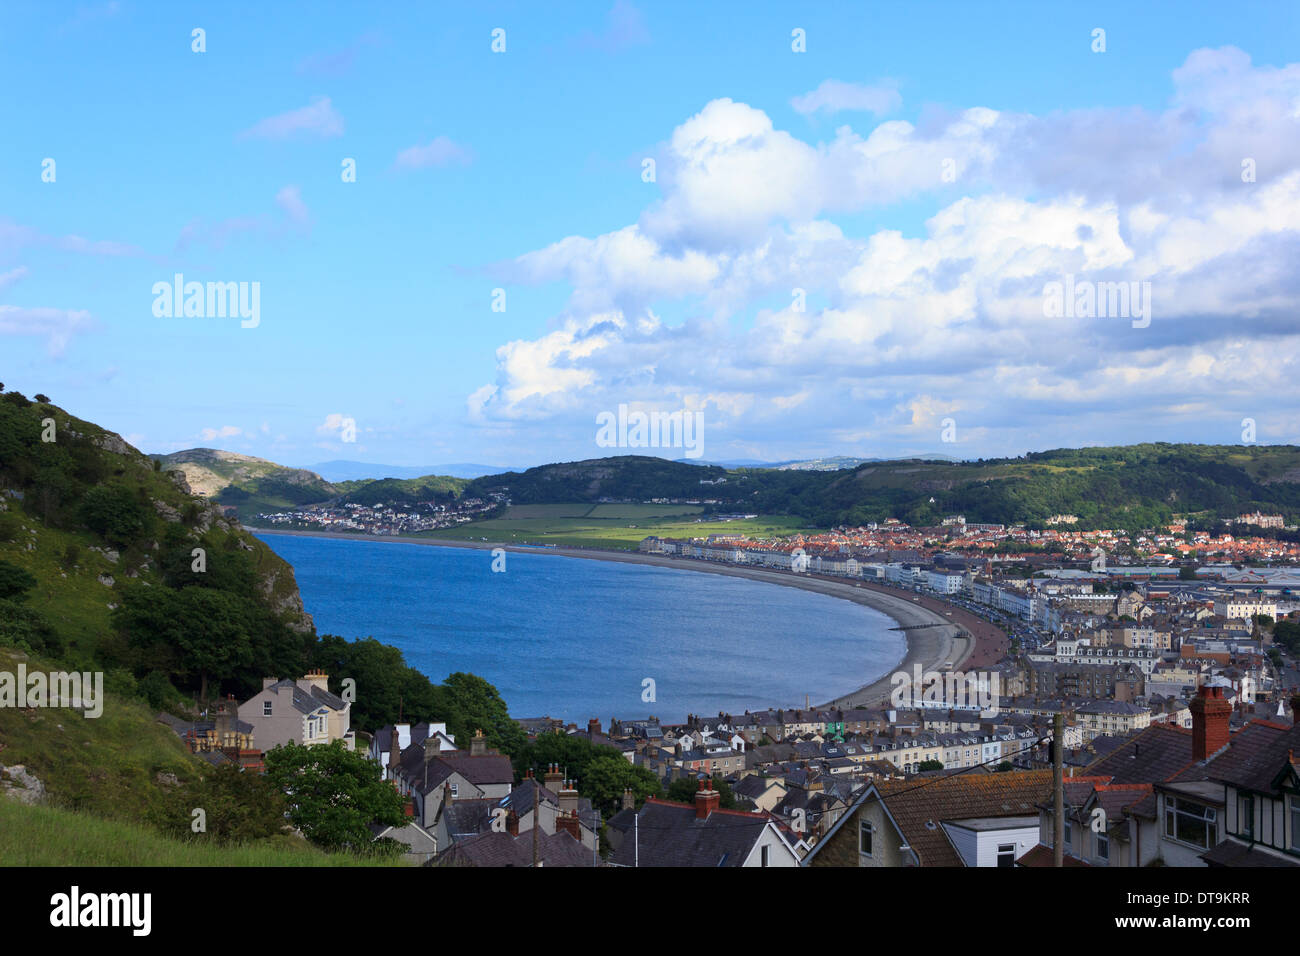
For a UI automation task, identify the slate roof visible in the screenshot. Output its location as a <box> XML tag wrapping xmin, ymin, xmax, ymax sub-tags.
<box><xmin>263</xmin><ymin>678</ymin><xmax>347</xmax><ymax>715</ymax></box>
<box><xmin>394</xmin><ymin>746</ymin><xmax>514</xmax><ymax>796</ymax></box>
<box><xmin>1205</xmin><ymin>720</ymin><xmax>1300</xmax><ymax>793</ymax></box>
<box><xmin>432</xmin><ymin>829</ymin><xmax>593</xmax><ymax>867</ymax></box>
<box><xmin>607</xmin><ymin>799</ymin><xmax>781</xmax><ymax>867</ymax></box>
<box><xmin>1201</xmin><ymin>840</ymin><xmax>1300</xmax><ymax>868</ymax></box>
<box><xmin>1082</xmin><ymin>724</ymin><xmax>1198</xmax><ymax>784</ymax></box>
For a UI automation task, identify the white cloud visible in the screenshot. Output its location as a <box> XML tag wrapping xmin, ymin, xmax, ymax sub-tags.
<box><xmin>275</xmin><ymin>185</ymin><xmax>311</xmax><ymax>226</ymax></box>
<box><xmin>467</xmin><ymin>47</ymin><xmax>1300</xmax><ymax>457</ymax></box>
<box><xmin>791</xmin><ymin>79</ymin><xmax>902</xmax><ymax>116</ymax></box>
<box><xmin>393</xmin><ymin>136</ymin><xmax>473</xmax><ymax>170</ymax></box>
<box><xmin>0</xmin><ymin>305</ymin><xmax>94</xmax><ymax>356</ymax></box>
<box><xmin>199</xmin><ymin>425</ymin><xmax>242</xmax><ymax>442</ymax></box>
<box><xmin>239</xmin><ymin>96</ymin><xmax>344</xmax><ymax>140</ymax></box>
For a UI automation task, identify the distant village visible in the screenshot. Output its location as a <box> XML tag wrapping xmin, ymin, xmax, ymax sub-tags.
<box><xmin>158</xmin><ymin>504</ymin><xmax>1300</xmax><ymax>868</ymax></box>
<box><xmin>253</xmin><ymin>493</ymin><xmax>507</xmax><ymax>535</ymax></box>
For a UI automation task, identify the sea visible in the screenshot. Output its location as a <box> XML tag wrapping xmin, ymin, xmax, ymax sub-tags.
<box><xmin>256</xmin><ymin>533</ymin><xmax>905</xmax><ymax>724</ymax></box>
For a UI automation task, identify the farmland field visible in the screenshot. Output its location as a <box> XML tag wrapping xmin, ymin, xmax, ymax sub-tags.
<box><xmin>415</xmin><ymin>504</ymin><xmax>816</xmax><ymax>550</ymax></box>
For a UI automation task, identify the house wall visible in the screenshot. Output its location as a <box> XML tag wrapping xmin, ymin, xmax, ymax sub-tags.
<box><xmin>807</xmin><ymin>799</ymin><xmax>909</xmax><ymax>867</ymax></box>
<box><xmin>943</xmin><ymin>822</ymin><xmax>1039</xmax><ymax>866</ymax></box>
<box><xmin>741</xmin><ymin>826</ymin><xmax>800</xmax><ymax>867</ymax></box>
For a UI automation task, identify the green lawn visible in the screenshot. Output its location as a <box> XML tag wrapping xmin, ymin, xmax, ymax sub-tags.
<box><xmin>0</xmin><ymin>799</ymin><xmax>402</xmax><ymax>866</ymax></box>
<box><xmin>420</xmin><ymin>504</ymin><xmax>817</xmax><ymax>550</ymax></box>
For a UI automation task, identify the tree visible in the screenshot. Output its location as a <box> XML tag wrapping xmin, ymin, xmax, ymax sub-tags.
<box><xmin>577</xmin><ymin>752</ymin><xmax>660</xmax><ymax>818</ymax></box>
<box><xmin>918</xmin><ymin>759</ymin><xmax>945</xmax><ymax>771</ymax></box>
<box><xmin>1178</xmin><ymin>565</ymin><xmax>1198</xmax><ymax>580</ymax></box>
<box><xmin>440</xmin><ymin>672</ymin><xmax>527</xmax><ymax>756</ymax></box>
<box><xmin>153</xmin><ymin>764</ymin><xmax>288</xmax><ymax>844</ymax></box>
<box><xmin>665</xmin><ymin>775</ymin><xmax>736</xmax><ymax>809</ymax></box>
<box><xmin>311</xmin><ymin>634</ymin><xmax>443</xmax><ymax>732</ymax></box>
<box><xmin>33</xmin><ymin>394</ymin><xmax>50</xmax><ymax>404</ymax></box>
<box><xmin>79</xmin><ymin>484</ymin><xmax>148</xmax><ymax>546</ymax></box>
<box><xmin>0</xmin><ymin>560</ymin><xmax>37</xmax><ymax>600</ymax></box>
<box><xmin>263</xmin><ymin>741</ymin><xmax>405</xmax><ymax>852</ymax></box>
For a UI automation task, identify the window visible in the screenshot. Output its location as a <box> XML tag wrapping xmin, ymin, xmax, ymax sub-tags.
<box><xmin>1240</xmin><ymin>794</ymin><xmax>1255</xmax><ymax>839</ymax></box>
<box><xmin>1164</xmin><ymin>798</ymin><xmax>1218</xmax><ymax>850</ymax></box>
<box><xmin>1096</xmin><ymin>831</ymin><xmax>1109</xmax><ymax>862</ymax></box>
<box><xmin>761</xmin><ymin>845</ymin><xmax>770</xmax><ymax>867</ymax></box>
<box><xmin>997</xmin><ymin>843</ymin><xmax>1016</xmax><ymax>868</ymax></box>
<box><xmin>1063</xmin><ymin>817</ymin><xmax>1071</xmax><ymax>849</ymax></box>
<box><xmin>1292</xmin><ymin>796</ymin><xmax>1300</xmax><ymax>851</ymax></box>
<box><xmin>859</xmin><ymin>820</ymin><xmax>874</xmax><ymax>857</ymax></box>
<box><xmin>263</xmin><ymin>701</ymin><xmax>272</xmax><ymax>717</ymax></box>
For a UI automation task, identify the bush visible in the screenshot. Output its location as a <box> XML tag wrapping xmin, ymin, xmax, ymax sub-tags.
<box><xmin>0</xmin><ymin>560</ymin><xmax>37</xmax><ymax>600</ymax></box>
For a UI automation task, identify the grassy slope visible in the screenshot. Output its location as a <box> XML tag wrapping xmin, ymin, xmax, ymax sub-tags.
<box><xmin>0</xmin><ymin>646</ymin><xmax>202</xmax><ymax>820</ymax></box>
<box><xmin>0</xmin><ymin>799</ymin><xmax>399</xmax><ymax>866</ymax></box>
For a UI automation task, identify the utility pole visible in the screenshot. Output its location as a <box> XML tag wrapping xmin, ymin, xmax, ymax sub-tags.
<box><xmin>532</xmin><ymin>775</ymin><xmax>540</xmax><ymax>868</ymax></box>
<box><xmin>1053</xmin><ymin>711</ymin><xmax>1064</xmax><ymax>868</ymax></box>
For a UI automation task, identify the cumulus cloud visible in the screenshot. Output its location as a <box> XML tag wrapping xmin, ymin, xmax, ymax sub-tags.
<box><xmin>239</xmin><ymin>96</ymin><xmax>344</xmax><ymax>140</ymax></box>
<box><xmin>469</xmin><ymin>47</ymin><xmax>1300</xmax><ymax>456</ymax></box>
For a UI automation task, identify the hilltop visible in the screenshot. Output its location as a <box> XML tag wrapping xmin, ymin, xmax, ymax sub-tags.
<box><xmin>155</xmin><ymin>448</ymin><xmax>470</xmax><ymax>521</ymax></box>
<box><xmin>158</xmin><ymin>442</ymin><xmax>1300</xmax><ymax>534</ymax></box>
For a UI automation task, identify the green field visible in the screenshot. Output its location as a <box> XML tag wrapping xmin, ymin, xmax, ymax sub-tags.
<box><xmin>0</xmin><ymin>800</ymin><xmax>402</xmax><ymax>866</ymax></box>
<box><xmin>419</xmin><ymin>503</ymin><xmax>817</xmax><ymax>550</ymax></box>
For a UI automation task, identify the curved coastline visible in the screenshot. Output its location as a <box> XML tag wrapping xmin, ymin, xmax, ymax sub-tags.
<box><xmin>253</xmin><ymin>528</ymin><xmax>999</xmax><ymax>712</ymax></box>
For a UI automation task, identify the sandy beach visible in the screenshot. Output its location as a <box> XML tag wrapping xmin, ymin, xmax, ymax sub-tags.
<box><xmin>254</xmin><ymin>528</ymin><xmax>994</xmax><ymax>712</ymax></box>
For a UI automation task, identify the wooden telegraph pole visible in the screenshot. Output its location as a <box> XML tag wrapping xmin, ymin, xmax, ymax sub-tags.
<box><xmin>1053</xmin><ymin>711</ymin><xmax>1064</xmax><ymax>868</ymax></box>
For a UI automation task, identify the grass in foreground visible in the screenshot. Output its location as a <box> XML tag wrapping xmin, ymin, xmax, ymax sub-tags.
<box><xmin>0</xmin><ymin>799</ymin><xmax>403</xmax><ymax>866</ymax></box>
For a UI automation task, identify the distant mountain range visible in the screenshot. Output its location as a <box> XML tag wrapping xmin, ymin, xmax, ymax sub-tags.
<box><xmin>304</xmin><ymin>460</ymin><xmax>523</xmax><ymax>481</ymax></box>
<box><xmin>676</xmin><ymin>454</ymin><xmax>960</xmax><ymax>470</ymax></box>
<box><xmin>154</xmin><ymin>443</ymin><xmax>1300</xmax><ymax>533</ymax></box>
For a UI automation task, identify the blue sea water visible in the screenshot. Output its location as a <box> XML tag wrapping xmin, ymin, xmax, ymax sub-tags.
<box><xmin>256</xmin><ymin>534</ymin><xmax>905</xmax><ymax>724</ymax></box>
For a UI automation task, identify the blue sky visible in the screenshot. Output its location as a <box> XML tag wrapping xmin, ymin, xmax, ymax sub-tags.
<box><xmin>2</xmin><ymin>1</ymin><xmax>1298</xmax><ymax>469</ymax></box>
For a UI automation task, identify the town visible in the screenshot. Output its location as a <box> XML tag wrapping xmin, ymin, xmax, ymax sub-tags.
<box><xmin>150</xmin><ymin>506</ymin><xmax>1300</xmax><ymax>869</ymax></box>
<box><xmin>254</xmin><ymin>494</ymin><xmax>506</xmax><ymax>535</ymax></box>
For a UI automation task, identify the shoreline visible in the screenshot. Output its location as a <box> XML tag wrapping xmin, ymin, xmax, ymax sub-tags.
<box><xmin>253</xmin><ymin>527</ymin><xmax>998</xmax><ymax>712</ymax></box>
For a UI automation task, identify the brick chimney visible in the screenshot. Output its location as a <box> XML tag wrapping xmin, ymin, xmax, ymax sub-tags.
<box><xmin>506</xmin><ymin>808</ymin><xmax>520</xmax><ymax>836</ymax></box>
<box><xmin>622</xmin><ymin>788</ymin><xmax>635</xmax><ymax>812</ymax></box>
<box><xmin>423</xmin><ymin>735</ymin><xmax>440</xmax><ymax>763</ymax></box>
<box><xmin>543</xmin><ymin>763</ymin><xmax>563</xmax><ymax>793</ymax></box>
<box><xmin>403</xmin><ymin>798</ymin><xmax>415</xmax><ymax>819</ymax></box>
<box><xmin>1190</xmin><ymin>678</ymin><xmax>1233</xmax><ymax>762</ymax></box>
<box><xmin>695</xmin><ymin>779</ymin><xmax>720</xmax><ymax>820</ymax></box>
<box><xmin>587</xmin><ymin>718</ymin><xmax>602</xmax><ymax>737</ymax></box>
<box><xmin>556</xmin><ymin>810</ymin><xmax>582</xmax><ymax>842</ymax></box>
<box><xmin>388</xmin><ymin>730</ymin><xmax>401</xmax><ymax>770</ymax></box>
<box><xmin>558</xmin><ymin>778</ymin><xmax>580</xmax><ymax>816</ymax></box>
<box><xmin>1290</xmin><ymin>694</ymin><xmax>1300</xmax><ymax>725</ymax></box>
<box><xmin>470</xmin><ymin>729</ymin><xmax>488</xmax><ymax>756</ymax></box>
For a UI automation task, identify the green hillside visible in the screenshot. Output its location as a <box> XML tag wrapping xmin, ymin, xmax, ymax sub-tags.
<box><xmin>333</xmin><ymin>473</ymin><xmax>469</xmax><ymax>507</ymax></box>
